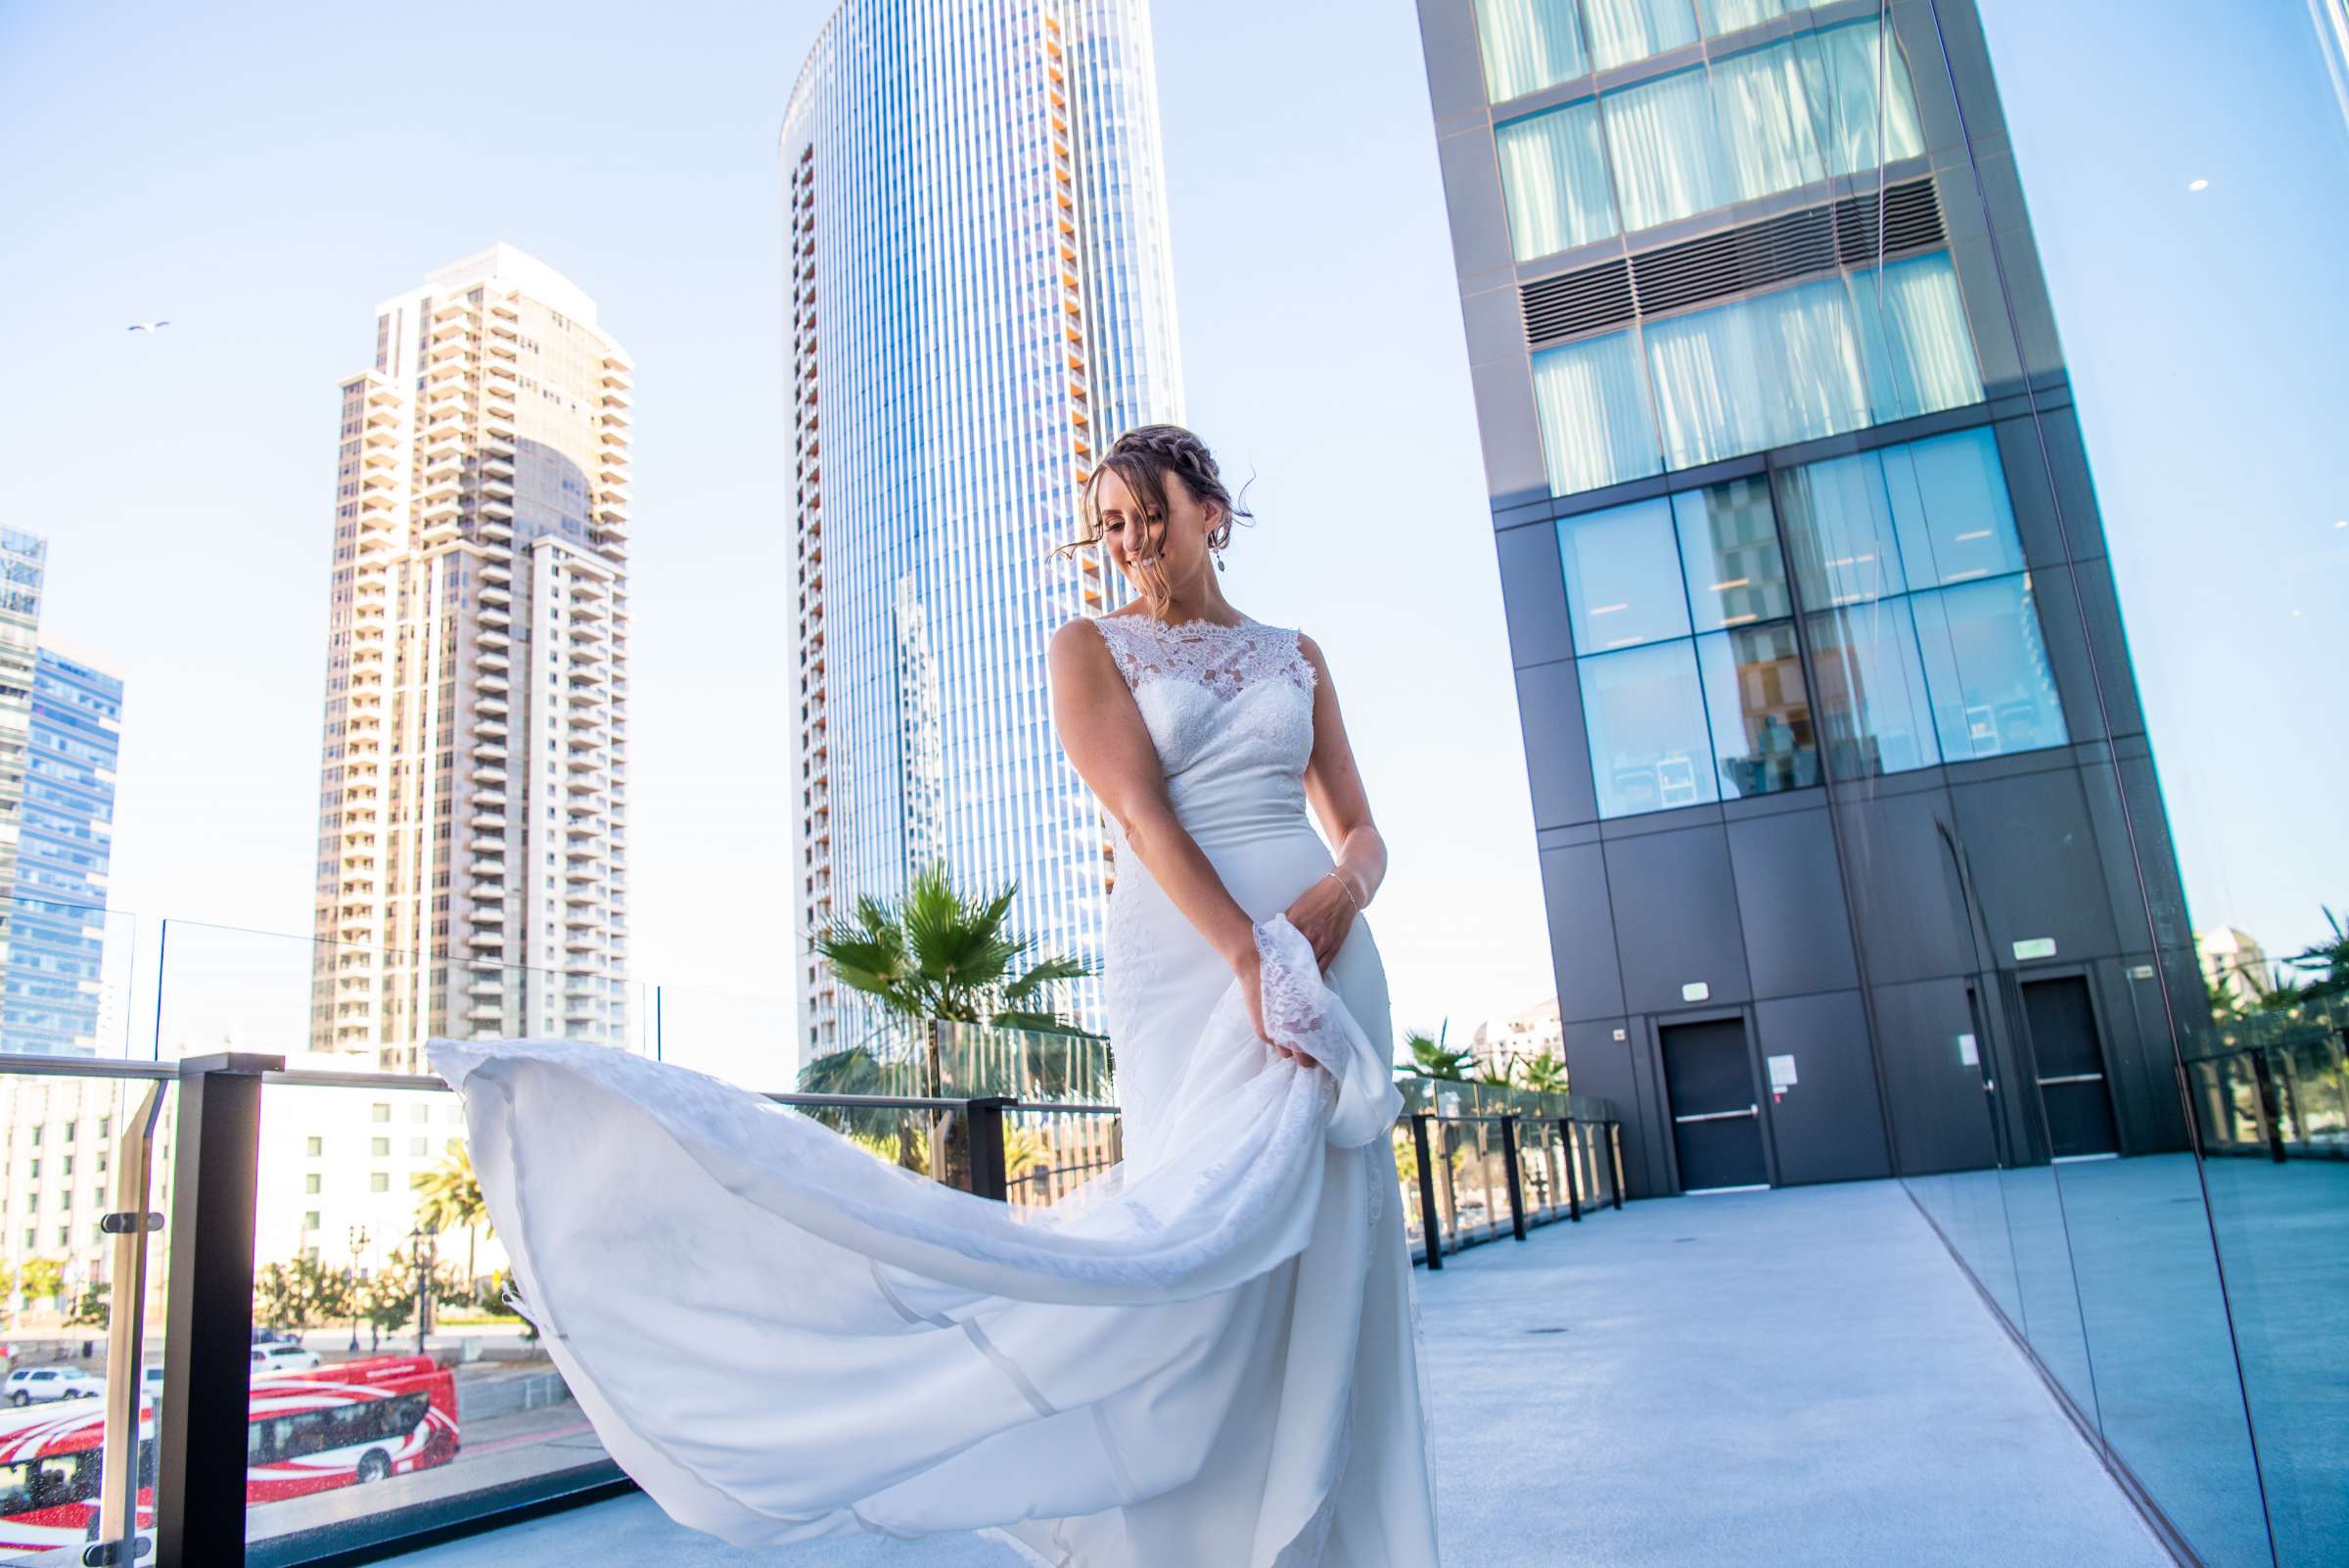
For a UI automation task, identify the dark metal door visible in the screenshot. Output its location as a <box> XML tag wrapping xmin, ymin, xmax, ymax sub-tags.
<box><xmin>2022</xmin><ymin>977</ymin><xmax>2120</xmax><ymax>1159</ymax></box>
<box><xmin>1661</xmin><ymin>1019</ymin><xmax>1769</xmax><ymax>1190</ymax></box>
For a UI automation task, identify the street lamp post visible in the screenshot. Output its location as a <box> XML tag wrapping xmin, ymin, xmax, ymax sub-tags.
<box><xmin>409</xmin><ymin>1220</ymin><xmax>438</xmax><ymax>1357</ymax></box>
<box><xmin>345</xmin><ymin>1223</ymin><xmax>369</xmax><ymax>1353</ymax></box>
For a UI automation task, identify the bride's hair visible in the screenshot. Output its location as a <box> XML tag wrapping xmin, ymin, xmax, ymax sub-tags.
<box><xmin>1055</xmin><ymin>424</ymin><xmax>1256</xmax><ymax>586</ymax></box>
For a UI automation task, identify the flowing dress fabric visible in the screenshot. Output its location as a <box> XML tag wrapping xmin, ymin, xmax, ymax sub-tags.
<box><xmin>428</xmin><ymin>614</ymin><xmax>1441</xmax><ymax>1567</ymax></box>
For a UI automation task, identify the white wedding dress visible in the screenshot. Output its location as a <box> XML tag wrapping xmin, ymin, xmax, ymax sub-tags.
<box><xmin>430</xmin><ymin>613</ymin><xmax>1442</xmax><ymax>1567</ymax></box>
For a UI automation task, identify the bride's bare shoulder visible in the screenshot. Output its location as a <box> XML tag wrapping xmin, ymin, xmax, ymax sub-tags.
<box><xmin>1048</xmin><ymin>616</ymin><xmax>1118</xmax><ymax>671</ymax></box>
<box><xmin>1293</xmin><ymin>628</ymin><xmax>1331</xmax><ymax>687</ymax></box>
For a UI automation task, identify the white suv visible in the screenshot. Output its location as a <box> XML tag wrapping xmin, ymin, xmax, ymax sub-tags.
<box><xmin>251</xmin><ymin>1344</ymin><xmax>322</xmax><ymax>1374</ymax></box>
<box><xmin>5</xmin><ymin>1366</ymin><xmax>102</xmax><ymax>1407</ymax></box>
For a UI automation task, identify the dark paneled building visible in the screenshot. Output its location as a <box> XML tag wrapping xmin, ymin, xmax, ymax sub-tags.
<box><xmin>1414</xmin><ymin>0</ymin><xmax>2196</xmax><ymax>1197</ymax></box>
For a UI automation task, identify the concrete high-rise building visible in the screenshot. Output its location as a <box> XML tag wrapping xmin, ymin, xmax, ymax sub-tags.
<box><xmin>2195</xmin><ymin>926</ymin><xmax>2273</xmax><ymax>1012</ymax></box>
<box><xmin>2</xmin><ymin>643</ymin><xmax>126</xmax><ymax>1055</ymax></box>
<box><xmin>310</xmin><ymin>244</ymin><xmax>633</xmax><ymax>1072</ymax></box>
<box><xmin>1415</xmin><ymin>0</ymin><xmax>2196</xmax><ymax>1197</ymax></box>
<box><xmin>781</xmin><ymin>0</ymin><xmax>1184</xmax><ymax>1059</ymax></box>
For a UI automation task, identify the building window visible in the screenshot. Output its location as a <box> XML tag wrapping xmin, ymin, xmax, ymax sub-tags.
<box><xmin>306</xmin><ymin>1136</ymin><xmax>323</xmax><ymax>1157</ymax></box>
<box><xmin>1673</xmin><ymin>479</ymin><xmax>1790</xmax><ymax>630</ymax></box>
<box><xmin>1473</xmin><ymin>0</ymin><xmax>1588</xmax><ymax>101</ymax></box>
<box><xmin>1776</xmin><ymin>427</ymin><xmax>2066</xmax><ymax>775</ymax></box>
<box><xmin>371</xmin><ymin>1137</ymin><xmax>391</xmax><ymax>1157</ymax></box>
<box><xmin>1476</xmin><ymin>8</ymin><xmax>1924</xmax><ymax>233</ymax></box>
<box><xmin>370</xmin><ymin>1173</ymin><xmax>390</xmax><ymax>1193</ymax></box>
<box><xmin>1696</xmin><ymin>620</ymin><xmax>1818</xmax><ymax>795</ymax></box>
<box><xmin>1534</xmin><ymin>254</ymin><xmax>1982</xmax><ymax>498</ymax></box>
<box><xmin>1497</xmin><ymin>98</ymin><xmax>1616</xmax><ymax>259</ymax></box>
<box><xmin>305</xmin><ymin>1174</ymin><xmax>322</xmax><ymax>1194</ymax></box>
<box><xmin>1579</xmin><ymin>638</ymin><xmax>1715</xmax><ymax>815</ymax></box>
<box><xmin>1558</xmin><ymin>498</ymin><xmax>1689</xmax><ymax>651</ymax></box>
<box><xmin>1558</xmin><ymin>430</ymin><xmax>2052</xmax><ymax>813</ymax></box>
<box><xmin>1532</xmin><ymin>330</ymin><xmax>1664</xmax><ymax>496</ymax></box>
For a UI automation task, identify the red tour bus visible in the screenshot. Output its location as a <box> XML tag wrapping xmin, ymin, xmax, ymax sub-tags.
<box><xmin>0</xmin><ymin>1354</ymin><xmax>459</xmax><ymax>1551</ymax></box>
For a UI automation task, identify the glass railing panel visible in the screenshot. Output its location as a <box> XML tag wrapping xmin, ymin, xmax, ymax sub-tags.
<box><xmin>1393</xmin><ymin>1123</ymin><xmax>1433</xmax><ymax>1263</ymax></box>
<box><xmin>2190</xmin><ymin>999</ymin><xmax>2349</xmax><ymax>1564</ymax></box>
<box><xmin>933</xmin><ymin>1020</ymin><xmax>1117</xmax><ymax>1107</ymax></box>
<box><xmin>647</xmin><ymin>982</ymin><xmax>795</xmax><ymax>1088</ymax></box>
<box><xmin>242</xmin><ymin>1073</ymin><xmax>616</xmax><ymax>1555</ymax></box>
<box><xmin>1002</xmin><ymin>1106</ymin><xmax>1120</xmax><ymax>1210</ymax></box>
<box><xmin>0</xmin><ymin>1064</ymin><xmax>173</xmax><ymax>1567</ymax></box>
<box><xmin>156</xmin><ymin>918</ymin><xmax>650</xmax><ymax>1075</ymax></box>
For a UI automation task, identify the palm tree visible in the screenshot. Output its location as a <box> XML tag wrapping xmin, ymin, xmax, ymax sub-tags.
<box><xmin>2283</xmin><ymin>905</ymin><xmax>2348</xmax><ymax>1002</ymax></box>
<box><xmin>797</xmin><ymin>1045</ymin><xmax>927</xmax><ymax>1172</ymax></box>
<box><xmin>808</xmin><ymin>860</ymin><xmax>1098</xmax><ymax>1180</ymax></box>
<box><xmin>1516</xmin><ymin>1049</ymin><xmax>1569</xmax><ymax>1094</ymax></box>
<box><xmin>1472</xmin><ymin>1055</ymin><xmax>1516</xmax><ymax>1088</ymax></box>
<box><xmin>416</xmin><ymin>1140</ymin><xmax>491</xmax><ymax>1292</ymax></box>
<box><xmin>1400</xmin><ymin>1020</ymin><xmax>1474</xmax><ymax>1081</ymax></box>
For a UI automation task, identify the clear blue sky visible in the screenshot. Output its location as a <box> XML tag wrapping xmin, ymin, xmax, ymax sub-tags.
<box><xmin>0</xmin><ymin>0</ymin><xmax>2340</xmax><ymax>1075</ymax></box>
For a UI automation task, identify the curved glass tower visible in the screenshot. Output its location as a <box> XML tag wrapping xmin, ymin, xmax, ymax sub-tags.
<box><xmin>782</xmin><ymin>0</ymin><xmax>1184</xmax><ymax>1060</ymax></box>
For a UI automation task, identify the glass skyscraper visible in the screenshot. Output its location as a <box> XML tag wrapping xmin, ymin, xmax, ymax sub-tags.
<box><xmin>309</xmin><ymin>245</ymin><xmax>634</xmax><ymax>1070</ymax></box>
<box><xmin>0</xmin><ymin>526</ymin><xmax>125</xmax><ymax>1057</ymax></box>
<box><xmin>782</xmin><ymin>0</ymin><xmax>1184</xmax><ymax>1058</ymax></box>
<box><xmin>1</xmin><ymin>644</ymin><xmax>124</xmax><ymax>1055</ymax></box>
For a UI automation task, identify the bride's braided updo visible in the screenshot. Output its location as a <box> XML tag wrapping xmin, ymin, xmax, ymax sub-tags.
<box><xmin>1057</xmin><ymin>423</ymin><xmax>1256</xmax><ymax>571</ymax></box>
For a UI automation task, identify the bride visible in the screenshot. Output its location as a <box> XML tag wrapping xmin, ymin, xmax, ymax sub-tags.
<box><xmin>431</xmin><ymin>423</ymin><xmax>1443</xmax><ymax>1566</ymax></box>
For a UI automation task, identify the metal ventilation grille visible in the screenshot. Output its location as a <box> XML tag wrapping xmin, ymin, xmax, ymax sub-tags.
<box><xmin>1519</xmin><ymin>177</ymin><xmax>1948</xmax><ymax>347</ymax></box>
<box><xmin>1520</xmin><ymin>259</ymin><xmax>1633</xmax><ymax>343</ymax></box>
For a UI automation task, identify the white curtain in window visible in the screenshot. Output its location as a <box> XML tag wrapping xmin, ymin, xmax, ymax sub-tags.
<box><xmin>1850</xmin><ymin>254</ymin><xmax>1983</xmax><ymax>421</ymax></box>
<box><xmin>1644</xmin><ymin>276</ymin><xmax>1867</xmax><ymax>468</ymax></box>
<box><xmin>1764</xmin><ymin>275</ymin><xmax>1872</xmax><ymax>443</ymax></box>
<box><xmin>1804</xmin><ymin>19</ymin><xmax>1927</xmax><ymax>174</ymax></box>
<box><xmin>1476</xmin><ymin>0</ymin><xmax>1591</xmax><ymax>100</ymax></box>
<box><xmin>1699</xmin><ymin>0</ymin><xmax>1803</xmax><ymax>36</ymax></box>
<box><xmin>1584</xmin><ymin>0</ymin><xmax>1701</xmax><ymax>73</ymax></box>
<box><xmin>1532</xmin><ymin>331</ymin><xmax>1665</xmax><ymax>495</ymax></box>
<box><xmin>1498</xmin><ymin>100</ymin><xmax>1620</xmax><ymax>259</ymax></box>
<box><xmin>1602</xmin><ymin>66</ymin><xmax>1729</xmax><ymax>231</ymax></box>
<box><xmin>1712</xmin><ymin>40</ymin><xmax>1827</xmax><ymax>204</ymax></box>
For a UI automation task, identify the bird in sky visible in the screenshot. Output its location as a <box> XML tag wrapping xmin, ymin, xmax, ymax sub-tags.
<box><xmin>127</xmin><ymin>321</ymin><xmax>171</xmax><ymax>334</ymax></box>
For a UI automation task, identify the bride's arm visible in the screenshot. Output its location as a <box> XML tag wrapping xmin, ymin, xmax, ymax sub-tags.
<box><xmin>1298</xmin><ymin>632</ymin><xmax>1387</xmax><ymax>912</ymax></box>
<box><xmin>1047</xmin><ymin>622</ymin><xmax>1285</xmax><ymax>1038</ymax></box>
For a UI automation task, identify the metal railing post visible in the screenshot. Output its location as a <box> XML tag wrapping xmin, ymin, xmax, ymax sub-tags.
<box><xmin>156</xmin><ymin>1052</ymin><xmax>282</xmax><ymax>1568</ymax></box>
<box><xmin>1498</xmin><ymin>1114</ymin><xmax>1528</xmax><ymax>1241</ymax></box>
<box><xmin>89</xmin><ymin>1082</ymin><xmax>166</xmax><ymax>1568</ymax></box>
<box><xmin>1410</xmin><ymin>1114</ymin><xmax>1443</xmax><ymax>1270</ymax></box>
<box><xmin>1560</xmin><ymin>1119</ymin><xmax>1583</xmax><ymax>1222</ymax></box>
<box><xmin>2247</xmin><ymin>1050</ymin><xmax>2287</xmax><ymax>1164</ymax></box>
<box><xmin>1608</xmin><ymin>1120</ymin><xmax>1626</xmax><ymax>1210</ymax></box>
<box><xmin>965</xmin><ymin>1095</ymin><xmax>1013</xmax><ymax>1201</ymax></box>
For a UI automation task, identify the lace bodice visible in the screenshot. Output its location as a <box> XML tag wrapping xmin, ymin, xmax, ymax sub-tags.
<box><xmin>1084</xmin><ymin>615</ymin><xmax>1318</xmax><ymax>818</ymax></box>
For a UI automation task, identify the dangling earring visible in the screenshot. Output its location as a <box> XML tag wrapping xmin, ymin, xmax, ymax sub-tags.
<box><xmin>1212</xmin><ymin>543</ymin><xmax>1226</xmax><ymax>574</ymax></box>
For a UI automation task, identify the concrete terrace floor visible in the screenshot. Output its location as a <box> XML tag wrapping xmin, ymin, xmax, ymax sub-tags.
<box><xmin>389</xmin><ymin>1180</ymin><xmax>2171</xmax><ymax>1568</ymax></box>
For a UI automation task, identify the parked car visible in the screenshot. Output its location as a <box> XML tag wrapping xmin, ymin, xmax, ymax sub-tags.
<box><xmin>251</xmin><ymin>1327</ymin><xmax>303</xmax><ymax>1348</ymax></box>
<box><xmin>4</xmin><ymin>1366</ymin><xmax>102</xmax><ymax>1407</ymax></box>
<box><xmin>250</xmin><ymin>1344</ymin><xmax>322</xmax><ymax>1374</ymax></box>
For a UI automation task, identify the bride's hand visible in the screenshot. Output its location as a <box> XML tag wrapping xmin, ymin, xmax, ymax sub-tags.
<box><xmin>1281</xmin><ymin>872</ymin><xmax>1359</xmax><ymax>974</ymax></box>
<box><xmin>1232</xmin><ymin>948</ymin><xmax>1313</xmax><ymax>1065</ymax></box>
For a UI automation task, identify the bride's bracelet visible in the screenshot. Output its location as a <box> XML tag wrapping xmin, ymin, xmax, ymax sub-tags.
<box><xmin>1320</xmin><ymin>869</ymin><xmax>1361</xmax><ymax>909</ymax></box>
